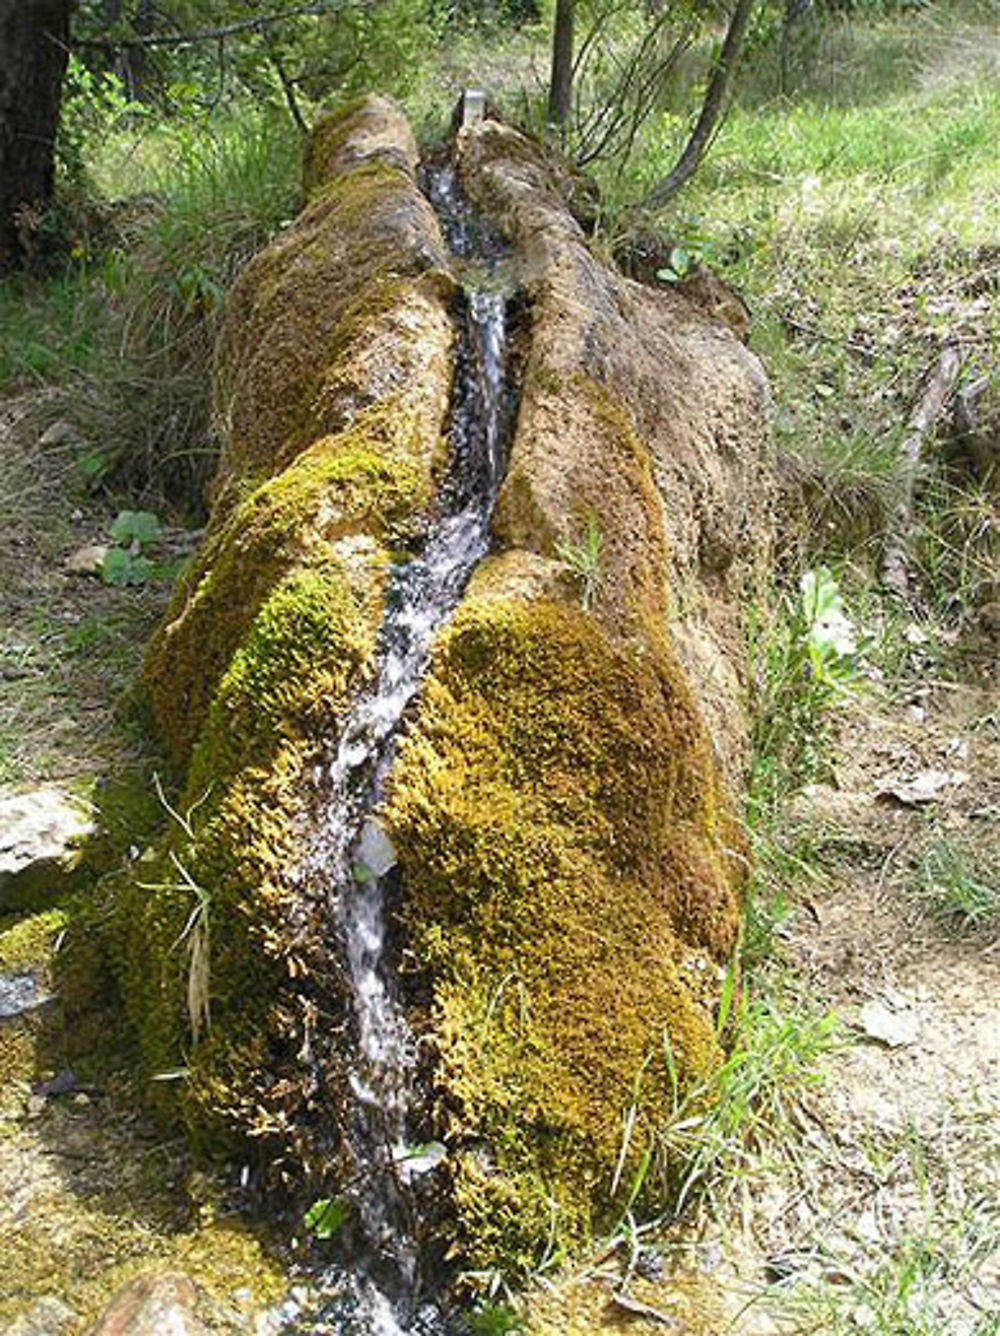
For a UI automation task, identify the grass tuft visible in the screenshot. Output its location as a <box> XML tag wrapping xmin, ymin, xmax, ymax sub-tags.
<box><xmin>912</xmin><ymin>837</ymin><xmax>1000</xmax><ymax>932</ymax></box>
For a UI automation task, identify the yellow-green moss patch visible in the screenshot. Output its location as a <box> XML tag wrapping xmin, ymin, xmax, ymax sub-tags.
<box><xmin>145</xmin><ymin>423</ymin><xmax>423</xmax><ymax>764</ymax></box>
<box><xmin>0</xmin><ymin>907</ymin><xmax>67</xmax><ymax>973</ymax></box>
<box><xmin>123</xmin><ymin>548</ymin><xmax>386</xmax><ymax>1146</ymax></box>
<box><xmin>385</xmin><ymin>596</ymin><xmax>743</xmax><ymax>1274</ymax></box>
<box><xmin>303</xmin><ymin>95</ymin><xmax>418</xmax><ymax>198</ymax></box>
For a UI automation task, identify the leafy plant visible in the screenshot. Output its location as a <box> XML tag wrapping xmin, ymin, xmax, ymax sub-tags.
<box><xmin>110</xmin><ymin>509</ymin><xmax>163</xmax><ymax>547</ymax></box>
<box><xmin>656</xmin><ymin>244</ymin><xmax>698</xmax><ymax>283</ymax></box>
<box><xmin>101</xmin><ymin>509</ymin><xmax>163</xmax><ymax>587</ymax></box>
<box><xmin>750</xmin><ymin>567</ymin><xmax>862</xmax><ymax>815</ymax></box>
<box><xmin>304</xmin><ymin>1196</ymin><xmax>349</xmax><ymax>1240</ymax></box>
<box><xmin>556</xmin><ymin>510</ymin><xmax>604</xmax><ymax>611</ymax></box>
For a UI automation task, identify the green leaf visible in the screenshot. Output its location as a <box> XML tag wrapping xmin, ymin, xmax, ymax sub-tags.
<box><xmin>304</xmin><ymin>1196</ymin><xmax>348</xmax><ymax>1239</ymax></box>
<box><xmin>101</xmin><ymin>549</ymin><xmax>154</xmax><ymax>587</ymax></box>
<box><xmin>101</xmin><ymin>548</ymin><xmax>133</xmax><ymax>586</ymax></box>
<box><xmin>126</xmin><ymin>555</ymin><xmax>154</xmax><ymax>585</ymax></box>
<box><xmin>393</xmin><ymin>1140</ymin><xmax>447</xmax><ymax>1169</ymax></box>
<box><xmin>78</xmin><ymin>450</ymin><xmax>108</xmax><ymax>482</ymax></box>
<box><xmin>110</xmin><ymin>510</ymin><xmax>162</xmax><ymax>547</ymax></box>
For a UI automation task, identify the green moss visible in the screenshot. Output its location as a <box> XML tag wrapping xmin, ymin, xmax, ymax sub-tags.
<box><xmin>145</xmin><ymin>421</ymin><xmax>424</xmax><ymax>765</ymax></box>
<box><xmin>212</xmin><ymin>154</ymin><xmax>448</xmax><ymax>500</ymax></box>
<box><xmin>385</xmin><ymin>596</ymin><xmax>743</xmax><ymax>1275</ymax></box>
<box><xmin>303</xmin><ymin>98</ymin><xmax>410</xmax><ymax>198</ymax></box>
<box><xmin>0</xmin><ymin>1189</ymin><xmax>285</xmax><ymax>1334</ymax></box>
<box><xmin>113</xmin><ymin>107</ymin><xmax>457</xmax><ymax>1166</ymax></box>
<box><xmin>121</xmin><ymin>550</ymin><xmax>385</xmax><ymax>1146</ymax></box>
<box><xmin>0</xmin><ymin>907</ymin><xmax>67</xmax><ymax>972</ymax></box>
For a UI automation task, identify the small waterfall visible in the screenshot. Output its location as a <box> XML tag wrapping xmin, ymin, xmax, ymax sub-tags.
<box><xmin>284</xmin><ymin>165</ymin><xmax>514</xmax><ymax>1335</ymax></box>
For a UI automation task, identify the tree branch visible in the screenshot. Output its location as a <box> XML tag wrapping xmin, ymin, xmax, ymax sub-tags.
<box><xmin>880</xmin><ymin>345</ymin><xmax>963</xmax><ymax>600</ymax></box>
<box><xmin>642</xmin><ymin>0</ymin><xmax>756</xmax><ymax>209</ymax></box>
<box><xmin>74</xmin><ymin>3</ymin><xmax>338</xmax><ymax>51</ymax></box>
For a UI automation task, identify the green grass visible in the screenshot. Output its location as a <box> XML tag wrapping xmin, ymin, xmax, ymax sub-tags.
<box><xmin>596</xmin><ymin>4</ymin><xmax>1000</xmax><ymax>602</ymax></box>
<box><xmin>642</xmin><ymin>996</ymin><xmax>841</xmax><ymax>1225</ymax></box>
<box><xmin>0</xmin><ymin>106</ymin><xmax>302</xmax><ymax>510</ymax></box>
<box><xmin>912</xmin><ymin>837</ymin><xmax>1000</xmax><ymax>931</ymax></box>
<box><xmin>0</xmin><ymin>270</ymin><xmax>103</xmax><ymax>389</ymax></box>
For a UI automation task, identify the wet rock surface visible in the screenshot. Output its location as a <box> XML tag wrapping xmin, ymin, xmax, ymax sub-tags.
<box><xmin>0</xmin><ymin>971</ymin><xmax>52</xmax><ymax>1020</ymax></box>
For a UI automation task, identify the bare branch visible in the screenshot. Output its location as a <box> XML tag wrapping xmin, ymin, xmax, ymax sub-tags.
<box><xmin>881</xmin><ymin>345</ymin><xmax>963</xmax><ymax>600</ymax></box>
<box><xmin>74</xmin><ymin>3</ymin><xmax>338</xmax><ymax>51</ymax></box>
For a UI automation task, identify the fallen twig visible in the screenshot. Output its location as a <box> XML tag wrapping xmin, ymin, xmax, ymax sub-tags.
<box><xmin>609</xmin><ymin>1289</ymin><xmax>683</xmax><ymax>1327</ymax></box>
<box><xmin>880</xmin><ymin>345</ymin><xmax>962</xmax><ymax>599</ymax></box>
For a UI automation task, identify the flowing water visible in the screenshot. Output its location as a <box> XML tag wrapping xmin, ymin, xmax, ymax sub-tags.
<box><xmin>282</xmin><ymin>166</ymin><xmax>514</xmax><ymax>1335</ymax></box>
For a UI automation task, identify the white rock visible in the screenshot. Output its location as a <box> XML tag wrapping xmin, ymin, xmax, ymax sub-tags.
<box><xmin>64</xmin><ymin>545</ymin><xmax>109</xmax><ymax>577</ymax></box>
<box><xmin>0</xmin><ymin>786</ymin><xmax>94</xmax><ymax>888</ymax></box>
<box><xmin>38</xmin><ymin>420</ymin><xmax>81</xmax><ymax>449</ymax></box>
<box><xmin>857</xmin><ymin>999</ymin><xmax>921</xmax><ymax>1048</ymax></box>
<box><xmin>4</xmin><ymin>1296</ymin><xmax>78</xmax><ymax>1336</ymax></box>
<box><xmin>354</xmin><ymin>817</ymin><xmax>397</xmax><ymax>881</ymax></box>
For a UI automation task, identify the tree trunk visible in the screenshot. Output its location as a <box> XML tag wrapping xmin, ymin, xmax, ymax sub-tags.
<box><xmin>0</xmin><ymin>0</ymin><xmax>74</xmax><ymax>270</ymax></box>
<box><xmin>547</xmin><ymin>0</ymin><xmax>574</xmax><ymax>134</ymax></box>
<box><xmin>643</xmin><ymin>0</ymin><xmax>755</xmax><ymax>209</ymax></box>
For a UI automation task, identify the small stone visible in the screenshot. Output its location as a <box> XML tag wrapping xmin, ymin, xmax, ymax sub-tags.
<box><xmin>64</xmin><ymin>545</ymin><xmax>109</xmax><ymax>576</ymax></box>
<box><xmin>4</xmin><ymin>1296</ymin><xmax>78</xmax><ymax>1336</ymax></box>
<box><xmin>38</xmin><ymin>420</ymin><xmax>82</xmax><ymax>449</ymax></box>
<box><xmin>857</xmin><ymin>999</ymin><xmax>920</xmax><ymax>1048</ymax></box>
<box><xmin>0</xmin><ymin>972</ymin><xmax>53</xmax><ymax>1020</ymax></box>
<box><xmin>0</xmin><ymin>786</ymin><xmax>94</xmax><ymax>907</ymax></box>
<box><xmin>876</xmin><ymin>768</ymin><xmax>968</xmax><ymax>807</ymax></box>
<box><xmin>83</xmin><ymin>1272</ymin><xmax>209</xmax><ymax>1336</ymax></box>
<box><xmin>354</xmin><ymin>817</ymin><xmax>397</xmax><ymax>881</ymax></box>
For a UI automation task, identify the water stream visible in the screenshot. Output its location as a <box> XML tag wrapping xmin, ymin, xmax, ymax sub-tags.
<box><xmin>283</xmin><ymin>165</ymin><xmax>514</xmax><ymax>1335</ymax></box>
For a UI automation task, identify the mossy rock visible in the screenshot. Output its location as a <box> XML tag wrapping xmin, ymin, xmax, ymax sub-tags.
<box><xmin>108</xmin><ymin>96</ymin><xmax>769</xmax><ymax>1287</ymax></box>
<box><xmin>384</xmin><ymin>595</ymin><xmax>742</xmax><ymax>1272</ymax></box>
<box><xmin>113</xmin><ymin>99</ymin><xmax>457</xmax><ymax>1161</ymax></box>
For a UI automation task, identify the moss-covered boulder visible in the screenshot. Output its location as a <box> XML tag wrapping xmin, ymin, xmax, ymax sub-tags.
<box><xmin>119</xmin><ymin>97</ymin><xmax>770</xmax><ymax>1276</ymax></box>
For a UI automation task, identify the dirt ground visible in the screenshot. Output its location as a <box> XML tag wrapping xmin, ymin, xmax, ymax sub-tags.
<box><xmin>722</xmin><ymin>674</ymin><xmax>1000</xmax><ymax>1335</ymax></box>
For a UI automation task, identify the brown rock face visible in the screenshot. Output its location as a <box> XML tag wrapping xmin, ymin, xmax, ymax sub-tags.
<box><xmin>83</xmin><ymin>1274</ymin><xmax>207</xmax><ymax>1336</ymax></box>
<box><xmin>211</xmin><ymin>94</ymin><xmax>453</xmax><ymax>522</ymax></box>
<box><xmin>457</xmin><ymin>119</ymin><xmax>770</xmax><ymax>782</ymax></box>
